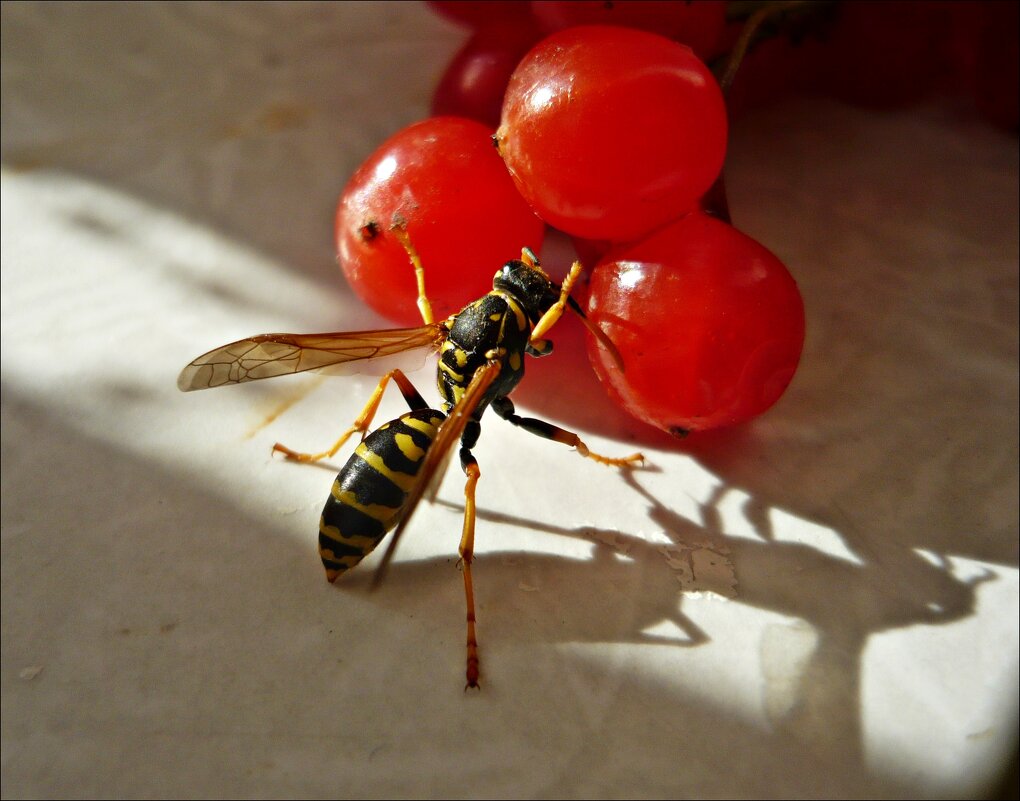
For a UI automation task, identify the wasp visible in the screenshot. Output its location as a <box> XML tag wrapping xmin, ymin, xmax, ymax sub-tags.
<box><xmin>178</xmin><ymin>232</ymin><xmax>643</xmax><ymax>687</ymax></box>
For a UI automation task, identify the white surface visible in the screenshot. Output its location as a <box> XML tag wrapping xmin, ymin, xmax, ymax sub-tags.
<box><xmin>2</xmin><ymin>2</ymin><xmax>1017</xmax><ymax>798</ymax></box>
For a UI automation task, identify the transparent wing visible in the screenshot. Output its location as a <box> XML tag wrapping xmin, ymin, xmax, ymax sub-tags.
<box><xmin>177</xmin><ymin>325</ymin><xmax>446</xmax><ymax>391</ymax></box>
<box><xmin>371</xmin><ymin>359</ymin><xmax>503</xmax><ymax>587</ymax></box>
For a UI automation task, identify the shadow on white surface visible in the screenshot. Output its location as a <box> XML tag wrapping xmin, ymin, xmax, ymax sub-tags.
<box><xmin>0</xmin><ymin>385</ymin><xmax>904</xmax><ymax>798</ymax></box>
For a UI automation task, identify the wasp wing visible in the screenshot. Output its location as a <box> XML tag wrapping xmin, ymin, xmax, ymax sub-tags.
<box><xmin>177</xmin><ymin>325</ymin><xmax>446</xmax><ymax>391</ymax></box>
<box><xmin>371</xmin><ymin>359</ymin><xmax>502</xmax><ymax>588</ymax></box>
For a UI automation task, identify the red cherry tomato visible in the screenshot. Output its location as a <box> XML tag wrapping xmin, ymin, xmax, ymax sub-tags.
<box><xmin>336</xmin><ymin>117</ymin><xmax>545</xmax><ymax>325</ymax></box>
<box><xmin>585</xmin><ymin>213</ymin><xmax>805</xmax><ymax>434</ymax></box>
<box><xmin>497</xmin><ymin>25</ymin><xmax>727</xmax><ymax>242</ymax></box>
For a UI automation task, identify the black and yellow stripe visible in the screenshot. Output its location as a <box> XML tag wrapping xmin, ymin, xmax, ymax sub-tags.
<box><xmin>318</xmin><ymin>408</ymin><xmax>445</xmax><ymax>582</ymax></box>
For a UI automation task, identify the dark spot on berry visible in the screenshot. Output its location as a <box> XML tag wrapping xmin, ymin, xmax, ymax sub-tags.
<box><xmin>669</xmin><ymin>426</ymin><xmax>691</xmax><ymax>439</ymax></box>
<box><xmin>360</xmin><ymin>220</ymin><xmax>380</xmax><ymax>241</ymax></box>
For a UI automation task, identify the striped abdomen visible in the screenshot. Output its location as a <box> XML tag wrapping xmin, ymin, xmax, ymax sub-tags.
<box><xmin>319</xmin><ymin>408</ymin><xmax>445</xmax><ymax>582</ymax></box>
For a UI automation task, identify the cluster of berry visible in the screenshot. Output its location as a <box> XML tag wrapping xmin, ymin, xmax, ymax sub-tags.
<box><xmin>337</xmin><ymin>2</ymin><xmax>806</xmax><ymax>436</ymax></box>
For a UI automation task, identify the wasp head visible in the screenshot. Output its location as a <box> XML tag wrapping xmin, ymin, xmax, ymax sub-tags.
<box><xmin>492</xmin><ymin>248</ymin><xmax>561</xmax><ymax>325</ymax></box>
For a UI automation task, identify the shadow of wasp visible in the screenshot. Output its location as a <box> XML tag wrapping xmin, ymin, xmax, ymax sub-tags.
<box><xmin>178</xmin><ymin>231</ymin><xmax>643</xmax><ymax>688</ymax></box>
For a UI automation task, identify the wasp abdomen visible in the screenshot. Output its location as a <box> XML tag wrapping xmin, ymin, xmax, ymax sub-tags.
<box><xmin>318</xmin><ymin>408</ymin><xmax>445</xmax><ymax>582</ymax></box>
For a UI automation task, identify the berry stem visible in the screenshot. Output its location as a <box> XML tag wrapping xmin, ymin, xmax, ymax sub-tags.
<box><xmin>719</xmin><ymin>0</ymin><xmax>812</xmax><ymax>95</ymax></box>
<box><xmin>706</xmin><ymin>0</ymin><xmax>816</xmax><ymax>225</ymax></box>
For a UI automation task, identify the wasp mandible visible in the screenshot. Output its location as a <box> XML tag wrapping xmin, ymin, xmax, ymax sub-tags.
<box><xmin>178</xmin><ymin>233</ymin><xmax>643</xmax><ymax>688</ymax></box>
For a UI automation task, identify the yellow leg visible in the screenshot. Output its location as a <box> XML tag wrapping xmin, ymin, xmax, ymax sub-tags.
<box><xmin>563</xmin><ymin>434</ymin><xmax>644</xmax><ymax>467</ymax></box>
<box><xmin>272</xmin><ymin>369</ymin><xmax>421</xmax><ymax>463</ymax></box>
<box><xmin>390</xmin><ymin>225</ymin><xmax>434</xmax><ymax>326</ymax></box>
<box><xmin>530</xmin><ymin>260</ymin><xmax>583</xmax><ymax>343</ymax></box>
<box><xmin>459</xmin><ymin>455</ymin><xmax>481</xmax><ymax>690</ymax></box>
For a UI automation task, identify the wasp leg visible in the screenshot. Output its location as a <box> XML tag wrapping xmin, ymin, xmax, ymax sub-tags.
<box><xmin>490</xmin><ymin>397</ymin><xmax>644</xmax><ymax>467</ymax></box>
<box><xmin>454</xmin><ymin>418</ymin><xmax>484</xmax><ymax>689</ymax></box>
<box><xmin>529</xmin><ymin>260</ymin><xmax>583</xmax><ymax>346</ymax></box>
<box><xmin>390</xmin><ymin>225</ymin><xmax>434</xmax><ymax>326</ymax></box>
<box><xmin>458</xmin><ymin>445</ymin><xmax>482</xmax><ymax>690</ymax></box>
<box><xmin>273</xmin><ymin>369</ymin><xmax>428</xmax><ymax>463</ymax></box>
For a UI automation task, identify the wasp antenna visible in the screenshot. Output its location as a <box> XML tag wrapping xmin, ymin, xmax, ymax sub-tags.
<box><xmin>567</xmin><ymin>297</ymin><xmax>625</xmax><ymax>372</ymax></box>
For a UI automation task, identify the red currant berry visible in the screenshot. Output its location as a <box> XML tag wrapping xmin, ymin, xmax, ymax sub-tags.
<box><xmin>530</xmin><ymin>0</ymin><xmax>726</xmax><ymax>61</ymax></box>
<box><xmin>497</xmin><ymin>25</ymin><xmax>727</xmax><ymax>242</ymax></box>
<box><xmin>336</xmin><ymin>117</ymin><xmax>545</xmax><ymax>325</ymax></box>
<box><xmin>431</xmin><ymin>23</ymin><xmax>541</xmax><ymax>129</ymax></box>
<box><xmin>585</xmin><ymin>213</ymin><xmax>805</xmax><ymax>434</ymax></box>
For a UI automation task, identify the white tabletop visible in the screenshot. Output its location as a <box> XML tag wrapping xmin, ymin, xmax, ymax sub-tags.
<box><xmin>2</xmin><ymin>2</ymin><xmax>1017</xmax><ymax>798</ymax></box>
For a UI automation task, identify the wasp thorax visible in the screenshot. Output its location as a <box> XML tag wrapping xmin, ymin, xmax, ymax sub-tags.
<box><xmin>492</xmin><ymin>261</ymin><xmax>560</xmax><ymax>324</ymax></box>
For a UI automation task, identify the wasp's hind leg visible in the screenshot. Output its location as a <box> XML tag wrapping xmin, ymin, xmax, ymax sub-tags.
<box><xmin>457</xmin><ymin>420</ymin><xmax>484</xmax><ymax>689</ymax></box>
<box><xmin>273</xmin><ymin>369</ymin><xmax>428</xmax><ymax>463</ymax></box>
<box><xmin>459</xmin><ymin>447</ymin><xmax>482</xmax><ymax>690</ymax></box>
<box><xmin>490</xmin><ymin>397</ymin><xmax>644</xmax><ymax>466</ymax></box>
